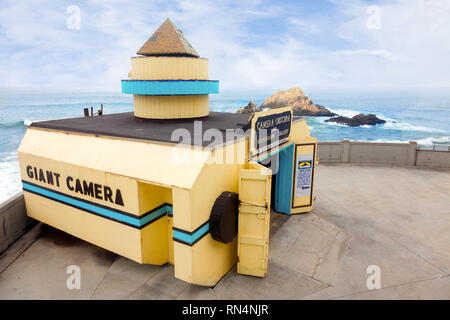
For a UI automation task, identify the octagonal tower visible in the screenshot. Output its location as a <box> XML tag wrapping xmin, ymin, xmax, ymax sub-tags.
<box><xmin>122</xmin><ymin>18</ymin><xmax>219</xmax><ymax>119</ymax></box>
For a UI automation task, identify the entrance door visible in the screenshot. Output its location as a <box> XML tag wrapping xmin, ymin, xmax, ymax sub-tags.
<box><xmin>273</xmin><ymin>143</ymin><xmax>294</xmax><ymax>214</ymax></box>
<box><xmin>257</xmin><ymin>142</ymin><xmax>294</xmax><ymax>215</ymax></box>
<box><xmin>237</xmin><ymin>162</ymin><xmax>271</xmax><ymax>277</ymax></box>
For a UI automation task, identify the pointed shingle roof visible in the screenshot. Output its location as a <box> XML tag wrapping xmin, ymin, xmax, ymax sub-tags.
<box><xmin>137</xmin><ymin>18</ymin><xmax>200</xmax><ymax>57</ymax></box>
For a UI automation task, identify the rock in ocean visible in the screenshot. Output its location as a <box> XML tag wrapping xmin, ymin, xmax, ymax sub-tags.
<box><xmin>325</xmin><ymin>113</ymin><xmax>386</xmax><ymax>127</ymax></box>
<box><xmin>260</xmin><ymin>87</ymin><xmax>336</xmax><ymax>117</ymax></box>
<box><xmin>237</xmin><ymin>100</ymin><xmax>262</xmax><ymax>114</ymax></box>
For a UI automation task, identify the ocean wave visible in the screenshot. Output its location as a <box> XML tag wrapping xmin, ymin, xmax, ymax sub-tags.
<box><xmin>416</xmin><ymin>136</ymin><xmax>450</xmax><ymax>145</ymax></box>
<box><xmin>366</xmin><ymin>136</ymin><xmax>450</xmax><ymax>145</ymax></box>
<box><xmin>380</xmin><ymin>121</ymin><xmax>445</xmax><ymax>133</ymax></box>
<box><xmin>327</xmin><ymin>108</ymin><xmax>361</xmax><ymax>118</ymax></box>
<box><xmin>323</xmin><ymin>110</ymin><xmax>446</xmax><ymax>133</ymax></box>
<box><xmin>321</xmin><ymin>121</ymin><xmax>348</xmax><ymax>127</ymax></box>
<box><xmin>1</xmin><ymin>151</ymin><xmax>18</xmax><ymax>162</ymax></box>
<box><xmin>0</xmin><ymin>160</ymin><xmax>21</xmax><ymax>204</ymax></box>
<box><xmin>0</xmin><ymin>120</ymin><xmax>25</xmax><ymax>128</ymax></box>
<box><xmin>1</xmin><ymin>99</ymin><xmax>132</xmax><ymax>108</ymax></box>
<box><xmin>371</xmin><ymin>139</ymin><xmax>410</xmax><ymax>143</ymax></box>
<box><xmin>0</xmin><ymin>119</ymin><xmax>34</xmax><ymax>128</ymax></box>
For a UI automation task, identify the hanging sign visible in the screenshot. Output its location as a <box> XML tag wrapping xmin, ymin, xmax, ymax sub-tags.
<box><xmin>249</xmin><ymin>107</ymin><xmax>293</xmax><ymax>157</ymax></box>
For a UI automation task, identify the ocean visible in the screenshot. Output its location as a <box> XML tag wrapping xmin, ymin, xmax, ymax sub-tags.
<box><xmin>1</xmin><ymin>88</ymin><xmax>449</xmax><ymax>203</ymax></box>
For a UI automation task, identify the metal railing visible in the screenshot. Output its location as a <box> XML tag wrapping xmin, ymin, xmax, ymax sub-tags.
<box><xmin>417</xmin><ymin>144</ymin><xmax>450</xmax><ymax>152</ymax></box>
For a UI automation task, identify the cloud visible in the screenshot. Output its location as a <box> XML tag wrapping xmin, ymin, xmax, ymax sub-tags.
<box><xmin>333</xmin><ymin>49</ymin><xmax>399</xmax><ymax>61</ymax></box>
<box><xmin>0</xmin><ymin>0</ymin><xmax>449</xmax><ymax>93</ymax></box>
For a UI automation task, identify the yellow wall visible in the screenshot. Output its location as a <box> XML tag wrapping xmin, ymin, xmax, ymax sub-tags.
<box><xmin>19</xmin><ymin>154</ymin><xmax>140</xmax><ymax>214</ymax></box>
<box><xmin>173</xmin><ymin>139</ymin><xmax>247</xmax><ymax>286</ymax></box>
<box><xmin>140</xmin><ymin>217</ymin><xmax>169</xmax><ymax>265</ymax></box>
<box><xmin>18</xmin><ymin>133</ymin><xmax>180</xmax><ymax>265</ymax></box>
<box><xmin>138</xmin><ymin>181</ymin><xmax>172</xmax><ymax>214</ymax></box>
<box><xmin>168</xmin><ymin>216</ymin><xmax>174</xmax><ymax>264</ymax></box>
<box><xmin>18</xmin><ymin>157</ymin><xmax>177</xmax><ymax>265</ymax></box>
<box><xmin>18</xmin><ymin>129</ymin><xmax>209</xmax><ymax>190</ymax></box>
<box><xmin>134</xmin><ymin>95</ymin><xmax>209</xmax><ymax>119</ymax></box>
<box><xmin>130</xmin><ymin>56</ymin><xmax>209</xmax><ymax>80</ymax></box>
<box><xmin>291</xmin><ymin>118</ymin><xmax>311</xmax><ymax>141</ymax></box>
<box><xmin>17</xmin><ymin>152</ymin><xmax>144</xmax><ymax>262</ymax></box>
<box><xmin>138</xmin><ymin>182</ymin><xmax>173</xmax><ymax>265</ymax></box>
<box><xmin>24</xmin><ymin>191</ymin><xmax>144</xmax><ymax>262</ymax></box>
<box><xmin>128</xmin><ymin>56</ymin><xmax>210</xmax><ymax>120</ymax></box>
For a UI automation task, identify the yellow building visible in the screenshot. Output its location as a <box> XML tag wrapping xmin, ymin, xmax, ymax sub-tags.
<box><xmin>17</xmin><ymin>19</ymin><xmax>317</xmax><ymax>286</ymax></box>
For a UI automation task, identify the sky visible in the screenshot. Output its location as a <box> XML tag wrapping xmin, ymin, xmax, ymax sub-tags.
<box><xmin>0</xmin><ymin>0</ymin><xmax>449</xmax><ymax>95</ymax></box>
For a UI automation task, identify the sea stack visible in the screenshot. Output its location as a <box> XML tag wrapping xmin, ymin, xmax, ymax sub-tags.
<box><xmin>325</xmin><ymin>113</ymin><xmax>386</xmax><ymax>127</ymax></box>
<box><xmin>237</xmin><ymin>100</ymin><xmax>262</xmax><ymax>114</ymax></box>
<box><xmin>122</xmin><ymin>18</ymin><xmax>219</xmax><ymax>119</ymax></box>
<box><xmin>261</xmin><ymin>87</ymin><xmax>335</xmax><ymax>117</ymax></box>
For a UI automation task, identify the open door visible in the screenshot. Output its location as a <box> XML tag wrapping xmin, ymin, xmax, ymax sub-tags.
<box><xmin>237</xmin><ymin>162</ymin><xmax>272</xmax><ymax>277</ymax></box>
<box><xmin>273</xmin><ymin>143</ymin><xmax>294</xmax><ymax>215</ymax></box>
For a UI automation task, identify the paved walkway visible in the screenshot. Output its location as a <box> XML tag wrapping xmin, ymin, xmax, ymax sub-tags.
<box><xmin>0</xmin><ymin>164</ymin><xmax>449</xmax><ymax>299</ymax></box>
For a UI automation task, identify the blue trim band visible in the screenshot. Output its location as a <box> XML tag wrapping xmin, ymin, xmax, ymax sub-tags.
<box><xmin>121</xmin><ymin>80</ymin><xmax>219</xmax><ymax>96</ymax></box>
<box><xmin>139</xmin><ymin>204</ymin><xmax>172</xmax><ymax>227</ymax></box>
<box><xmin>256</xmin><ymin>142</ymin><xmax>295</xmax><ymax>163</ymax></box>
<box><xmin>22</xmin><ymin>182</ymin><xmax>171</xmax><ymax>229</ymax></box>
<box><xmin>172</xmin><ymin>222</ymin><xmax>210</xmax><ymax>246</ymax></box>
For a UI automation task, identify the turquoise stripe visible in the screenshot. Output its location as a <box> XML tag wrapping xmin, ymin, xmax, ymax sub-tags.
<box><xmin>256</xmin><ymin>142</ymin><xmax>294</xmax><ymax>163</ymax></box>
<box><xmin>139</xmin><ymin>204</ymin><xmax>172</xmax><ymax>226</ymax></box>
<box><xmin>22</xmin><ymin>182</ymin><xmax>172</xmax><ymax>228</ymax></box>
<box><xmin>23</xmin><ymin>182</ymin><xmax>140</xmax><ymax>226</ymax></box>
<box><xmin>121</xmin><ymin>80</ymin><xmax>219</xmax><ymax>95</ymax></box>
<box><xmin>173</xmin><ymin>223</ymin><xmax>210</xmax><ymax>244</ymax></box>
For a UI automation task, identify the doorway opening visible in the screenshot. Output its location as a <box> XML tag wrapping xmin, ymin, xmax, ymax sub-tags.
<box><xmin>258</xmin><ymin>142</ymin><xmax>294</xmax><ymax>215</ymax></box>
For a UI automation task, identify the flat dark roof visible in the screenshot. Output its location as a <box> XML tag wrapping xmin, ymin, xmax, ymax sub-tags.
<box><xmin>30</xmin><ymin>112</ymin><xmax>252</xmax><ymax>148</ymax></box>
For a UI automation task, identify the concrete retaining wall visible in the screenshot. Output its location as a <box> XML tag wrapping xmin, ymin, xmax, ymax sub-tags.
<box><xmin>318</xmin><ymin>140</ymin><xmax>450</xmax><ymax>168</ymax></box>
<box><xmin>416</xmin><ymin>150</ymin><xmax>450</xmax><ymax>168</ymax></box>
<box><xmin>0</xmin><ymin>192</ymin><xmax>31</xmax><ymax>254</ymax></box>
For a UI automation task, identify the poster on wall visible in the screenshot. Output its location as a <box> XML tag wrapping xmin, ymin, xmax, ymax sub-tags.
<box><xmin>294</xmin><ymin>154</ymin><xmax>314</xmax><ymax>198</ymax></box>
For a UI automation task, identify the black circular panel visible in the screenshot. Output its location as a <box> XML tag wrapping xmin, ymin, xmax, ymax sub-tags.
<box><xmin>209</xmin><ymin>191</ymin><xmax>239</xmax><ymax>244</ymax></box>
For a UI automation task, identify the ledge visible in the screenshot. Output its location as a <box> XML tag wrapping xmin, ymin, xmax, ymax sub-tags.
<box><xmin>318</xmin><ymin>140</ymin><xmax>450</xmax><ymax>168</ymax></box>
<box><xmin>121</xmin><ymin>80</ymin><xmax>219</xmax><ymax>95</ymax></box>
<box><xmin>0</xmin><ymin>192</ymin><xmax>33</xmax><ymax>254</ymax></box>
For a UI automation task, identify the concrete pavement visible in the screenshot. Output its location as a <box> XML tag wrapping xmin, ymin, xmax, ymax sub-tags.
<box><xmin>0</xmin><ymin>164</ymin><xmax>449</xmax><ymax>299</ymax></box>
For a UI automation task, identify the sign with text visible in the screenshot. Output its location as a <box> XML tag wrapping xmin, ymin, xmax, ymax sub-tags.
<box><xmin>249</xmin><ymin>107</ymin><xmax>293</xmax><ymax>157</ymax></box>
